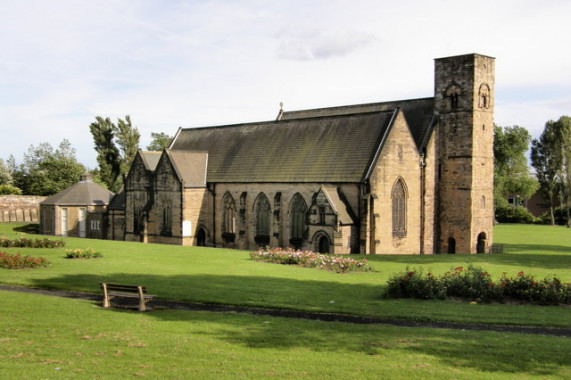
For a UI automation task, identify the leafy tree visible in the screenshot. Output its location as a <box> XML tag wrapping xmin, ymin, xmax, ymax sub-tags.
<box><xmin>531</xmin><ymin>117</ymin><xmax>570</xmax><ymax>226</ymax></box>
<box><xmin>10</xmin><ymin>140</ymin><xmax>85</xmax><ymax>196</ymax></box>
<box><xmin>90</xmin><ymin>115</ymin><xmax>139</xmax><ymax>191</ymax></box>
<box><xmin>0</xmin><ymin>158</ymin><xmax>13</xmax><ymax>186</ymax></box>
<box><xmin>494</xmin><ymin>125</ymin><xmax>539</xmax><ymax>209</ymax></box>
<box><xmin>115</xmin><ymin>115</ymin><xmax>141</xmax><ymax>177</ymax></box>
<box><xmin>147</xmin><ymin>132</ymin><xmax>173</xmax><ymax>151</ymax></box>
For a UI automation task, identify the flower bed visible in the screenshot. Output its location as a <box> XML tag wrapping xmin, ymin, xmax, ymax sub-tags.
<box><xmin>250</xmin><ymin>247</ymin><xmax>371</xmax><ymax>273</ymax></box>
<box><xmin>65</xmin><ymin>248</ymin><xmax>102</xmax><ymax>259</ymax></box>
<box><xmin>0</xmin><ymin>252</ymin><xmax>50</xmax><ymax>269</ymax></box>
<box><xmin>385</xmin><ymin>265</ymin><xmax>570</xmax><ymax>305</ymax></box>
<box><xmin>0</xmin><ymin>237</ymin><xmax>65</xmax><ymax>248</ymax></box>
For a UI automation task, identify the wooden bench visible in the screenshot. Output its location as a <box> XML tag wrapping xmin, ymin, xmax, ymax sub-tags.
<box><xmin>100</xmin><ymin>283</ymin><xmax>156</xmax><ymax>311</ymax></box>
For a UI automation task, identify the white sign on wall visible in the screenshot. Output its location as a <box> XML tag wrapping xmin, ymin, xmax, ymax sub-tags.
<box><xmin>182</xmin><ymin>221</ymin><xmax>192</xmax><ymax>237</ymax></box>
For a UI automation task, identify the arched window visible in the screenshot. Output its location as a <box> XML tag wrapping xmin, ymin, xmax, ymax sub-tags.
<box><xmin>222</xmin><ymin>193</ymin><xmax>236</xmax><ymax>234</ymax></box>
<box><xmin>392</xmin><ymin>178</ymin><xmax>407</xmax><ymax>238</ymax></box>
<box><xmin>478</xmin><ymin>83</ymin><xmax>491</xmax><ymax>109</ymax></box>
<box><xmin>222</xmin><ymin>193</ymin><xmax>236</xmax><ymax>243</ymax></box>
<box><xmin>445</xmin><ymin>84</ymin><xmax>462</xmax><ymax>110</ymax></box>
<box><xmin>290</xmin><ymin>193</ymin><xmax>307</xmax><ymax>248</ymax></box>
<box><xmin>254</xmin><ymin>193</ymin><xmax>271</xmax><ymax>246</ymax></box>
<box><xmin>161</xmin><ymin>202</ymin><xmax>172</xmax><ymax>236</ymax></box>
<box><xmin>480</xmin><ymin>196</ymin><xmax>486</xmax><ymax>209</ymax></box>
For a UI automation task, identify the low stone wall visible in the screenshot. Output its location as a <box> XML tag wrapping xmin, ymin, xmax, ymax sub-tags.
<box><xmin>0</xmin><ymin>195</ymin><xmax>46</xmax><ymax>223</ymax></box>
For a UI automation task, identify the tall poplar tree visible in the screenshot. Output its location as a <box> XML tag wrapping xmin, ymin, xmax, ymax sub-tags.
<box><xmin>90</xmin><ymin>115</ymin><xmax>140</xmax><ymax>192</ymax></box>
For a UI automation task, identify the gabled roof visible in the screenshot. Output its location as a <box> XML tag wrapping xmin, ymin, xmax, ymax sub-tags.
<box><xmin>170</xmin><ymin>110</ymin><xmax>399</xmax><ymax>183</ymax></box>
<box><xmin>321</xmin><ymin>185</ymin><xmax>357</xmax><ymax>225</ymax></box>
<box><xmin>139</xmin><ymin>151</ymin><xmax>162</xmax><ymax>172</ymax></box>
<box><xmin>165</xmin><ymin>150</ymin><xmax>208</xmax><ymax>188</ymax></box>
<box><xmin>41</xmin><ymin>176</ymin><xmax>114</xmax><ymax>206</ymax></box>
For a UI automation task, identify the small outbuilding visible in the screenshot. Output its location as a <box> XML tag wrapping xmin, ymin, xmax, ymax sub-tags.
<box><xmin>40</xmin><ymin>174</ymin><xmax>114</xmax><ymax>239</ymax></box>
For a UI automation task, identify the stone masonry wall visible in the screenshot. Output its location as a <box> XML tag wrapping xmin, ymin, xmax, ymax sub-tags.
<box><xmin>0</xmin><ymin>195</ymin><xmax>46</xmax><ymax>223</ymax></box>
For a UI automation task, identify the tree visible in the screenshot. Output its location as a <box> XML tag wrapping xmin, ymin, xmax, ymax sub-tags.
<box><xmin>115</xmin><ymin>115</ymin><xmax>141</xmax><ymax>177</ymax></box>
<box><xmin>90</xmin><ymin>115</ymin><xmax>139</xmax><ymax>192</ymax></box>
<box><xmin>147</xmin><ymin>132</ymin><xmax>173</xmax><ymax>151</ymax></box>
<box><xmin>0</xmin><ymin>158</ymin><xmax>13</xmax><ymax>186</ymax></box>
<box><xmin>9</xmin><ymin>140</ymin><xmax>85</xmax><ymax>196</ymax></box>
<box><xmin>493</xmin><ymin>125</ymin><xmax>539</xmax><ymax>208</ymax></box>
<box><xmin>531</xmin><ymin>117</ymin><xmax>570</xmax><ymax>226</ymax></box>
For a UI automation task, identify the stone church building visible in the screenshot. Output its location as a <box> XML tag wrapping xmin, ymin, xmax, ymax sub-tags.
<box><xmin>113</xmin><ymin>53</ymin><xmax>495</xmax><ymax>254</ymax></box>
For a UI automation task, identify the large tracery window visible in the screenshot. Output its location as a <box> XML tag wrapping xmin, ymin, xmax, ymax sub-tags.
<box><xmin>222</xmin><ymin>193</ymin><xmax>236</xmax><ymax>242</ymax></box>
<box><xmin>392</xmin><ymin>178</ymin><xmax>407</xmax><ymax>238</ymax></box>
<box><xmin>254</xmin><ymin>193</ymin><xmax>271</xmax><ymax>246</ymax></box>
<box><xmin>223</xmin><ymin>193</ymin><xmax>236</xmax><ymax>234</ymax></box>
<box><xmin>161</xmin><ymin>202</ymin><xmax>172</xmax><ymax>236</ymax></box>
<box><xmin>290</xmin><ymin>193</ymin><xmax>307</xmax><ymax>248</ymax></box>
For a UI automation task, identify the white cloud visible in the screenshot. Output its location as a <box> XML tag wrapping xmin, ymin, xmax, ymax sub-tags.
<box><xmin>276</xmin><ymin>26</ymin><xmax>377</xmax><ymax>60</ymax></box>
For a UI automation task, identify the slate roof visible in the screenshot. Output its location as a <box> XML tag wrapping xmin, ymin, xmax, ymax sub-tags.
<box><xmin>41</xmin><ymin>176</ymin><xmax>114</xmax><ymax>206</ymax></box>
<box><xmin>169</xmin><ymin>97</ymin><xmax>435</xmax><ymax>184</ymax></box>
<box><xmin>279</xmin><ymin>97</ymin><xmax>435</xmax><ymax>149</ymax></box>
<box><xmin>107</xmin><ymin>189</ymin><xmax>125</xmax><ymax>211</ymax></box>
<box><xmin>165</xmin><ymin>150</ymin><xmax>208</xmax><ymax>188</ymax></box>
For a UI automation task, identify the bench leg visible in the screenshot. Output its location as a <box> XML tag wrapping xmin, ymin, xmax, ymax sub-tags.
<box><xmin>102</xmin><ymin>284</ymin><xmax>110</xmax><ymax>308</ymax></box>
<box><xmin>138</xmin><ymin>286</ymin><xmax>146</xmax><ymax>311</ymax></box>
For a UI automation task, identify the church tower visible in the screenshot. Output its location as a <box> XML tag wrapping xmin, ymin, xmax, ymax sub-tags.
<box><xmin>434</xmin><ymin>53</ymin><xmax>495</xmax><ymax>253</ymax></box>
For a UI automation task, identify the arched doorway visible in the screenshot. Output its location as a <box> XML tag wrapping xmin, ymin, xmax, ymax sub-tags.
<box><xmin>196</xmin><ymin>228</ymin><xmax>207</xmax><ymax>247</ymax></box>
<box><xmin>447</xmin><ymin>237</ymin><xmax>456</xmax><ymax>254</ymax></box>
<box><xmin>477</xmin><ymin>232</ymin><xmax>487</xmax><ymax>254</ymax></box>
<box><xmin>318</xmin><ymin>235</ymin><xmax>330</xmax><ymax>254</ymax></box>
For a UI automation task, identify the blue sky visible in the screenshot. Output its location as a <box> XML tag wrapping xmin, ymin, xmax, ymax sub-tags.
<box><xmin>2</xmin><ymin>0</ymin><xmax>570</xmax><ymax>168</ymax></box>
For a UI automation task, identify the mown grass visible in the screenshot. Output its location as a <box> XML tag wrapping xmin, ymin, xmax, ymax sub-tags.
<box><xmin>0</xmin><ymin>223</ymin><xmax>569</xmax><ymax>327</ymax></box>
<box><xmin>1</xmin><ymin>291</ymin><xmax>569</xmax><ymax>380</ymax></box>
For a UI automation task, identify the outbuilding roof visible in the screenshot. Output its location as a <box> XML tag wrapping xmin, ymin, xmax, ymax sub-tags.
<box><xmin>40</xmin><ymin>174</ymin><xmax>114</xmax><ymax>206</ymax></box>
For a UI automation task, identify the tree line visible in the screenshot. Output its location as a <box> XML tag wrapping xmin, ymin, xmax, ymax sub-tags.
<box><xmin>1</xmin><ymin>115</ymin><xmax>569</xmax><ymax>226</ymax></box>
<box><xmin>0</xmin><ymin>116</ymin><xmax>172</xmax><ymax>195</ymax></box>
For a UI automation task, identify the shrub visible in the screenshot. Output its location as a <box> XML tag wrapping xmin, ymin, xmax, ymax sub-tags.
<box><xmin>385</xmin><ymin>266</ymin><xmax>570</xmax><ymax>306</ymax></box>
<box><xmin>0</xmin><ymin>237</ymin><xmax>65</xmax><ymax>248</ymax></box>
<box><xmin>250</xmin><ymin>247</ymin><xmax>371</xmax><ymax>273</ymax></box>
<box><xmin>539</xmin><ymin>206</ymin><xmax>570</xmax><ymax>226</ymax></box>
<box><xmin>0</xmin><ymin>185</ymin><xmax>22</xmax><ymax>195</ymax></box>
<box><xmin>385</xmin><ymin>268</ymin><xmax>445</xmax><ymax>300</ymax></box>
<box><xmin>495</xmin><ymin>205</ymin><xmax>537</xmax><ymax>224</ymax></box>
<box><xmin>0</xmin><ymin>252</ymin><xmax>50</xmax><ymax>269</ymax></box>
<box><xmin>498</xmin><ymin>271</ymin><xmax>570</xmax><ymax>305</ymax></box>
<box><xmin>439</xmin><ymin>266</ymin><xmax>499</xmax><ymax>303</ymax></box>
<box><xmin>65</xmin><ymin>248</ymin><xmax>102</xmax><ymax>259</ymax></box>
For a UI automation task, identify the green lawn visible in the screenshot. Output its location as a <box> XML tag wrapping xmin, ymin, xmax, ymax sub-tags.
<box><xmin>1</xmin><ymin>290</ymin><xmax>569</xmax><ymax>380</ymax></box>
<box><xmin>0</xmin><ymin>223</ymin><xmax>569</xmax><ymax>327</ymax></box>
<box><xmin>1</xmin><ymin>223</ymin><xmax>570</xmax><ymax>379</ymax></box>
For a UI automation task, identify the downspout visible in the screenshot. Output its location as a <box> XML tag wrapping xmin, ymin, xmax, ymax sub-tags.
<box><xmin>180</xmin><ymin>179</ymin><xmax>184</xmax><ymax>244</ymax></box>
<box><xmin>212</xmin><ymin>183</ymin><xmax>216</xmax><ymax>247</ymax></box>
<box><xmin>419</xmin><ymin>153</ymin><xmax>426</xmax><ymax>254</ymax></box>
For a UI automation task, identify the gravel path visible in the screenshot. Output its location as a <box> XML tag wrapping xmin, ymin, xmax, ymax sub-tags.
<box><xmin>1</xmin><ymin>284</ymin><xmax>569</xmax><ymax>337</ymax></box>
